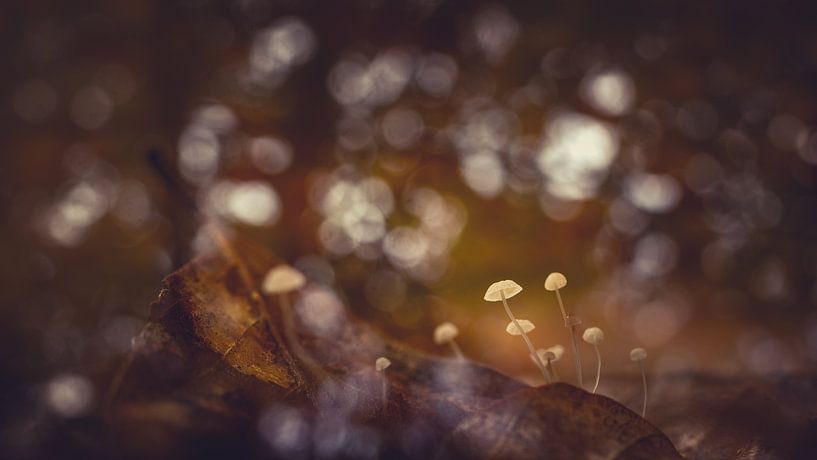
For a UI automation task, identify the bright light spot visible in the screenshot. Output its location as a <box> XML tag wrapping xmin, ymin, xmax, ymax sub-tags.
<box><xmin>207</xmin><ymin>180</ymin><xmax>281</xmax><ymax>226</ymax></box>
<box><xmin>381</xmin><ymin>108</ymin><xmax>424</xmax><ymax>149</ymax></box>
<box><xmin>179</xmin><ymin>126</ymin><xmax>220</xmax><ymax>183</ymax></box>
<box><xmin>580</xmin><ymin>69</ymin><xmax>635</xmax><ymax>116</ymax></box>
<box><xmin>459</xmin><ymin>151</ymin><xmax>505</xmax><ymax>198</ymax></box>
<box><xmin>250</xmin><ymin>136</ymin><xmax>293</xmax><ymax>174</ymax></box>
<box><xmin>452</xmin><ymin>105</ymin><xmax>516</xmax><ymax>154</ymax></box>
<box><xmin>798</xmin><ymin>130</ymin><xmax>817</xmax><ymax>165</ymax></box>
<box><xmin>195</xmin><ymin>104</ymin><xmax>237</xmax><ymax>134</ymax></box>
<box><xmin>295</xmin><ymin>286</ymin><xmax>345</xmax><ymax>336</ymax></box>
<box><xmin>249</xmin><ymin>18</ymin><xmax>316</xmax><ymax>87</ymax></box>
<box><xmin>70</xmin><ymin>86</ymin><xmax>113</xmax><ymax>130</ymax></box>
<box><xmin>473</xmin><ymin>5</ymin><xmax>519</xmax><ymax>63</ymax></box>
<box><xmin>42</xmin><ymin>181</ymin><xmax>111</xmax><ymax>247</ymax></box>
<box><xmin>416</xmin><ymin>53</ymin><xmax>458</xmax><ymax>97</ymax></box>
<box><xmin>625</xmin><ymin>173</ymin><xmax>682</xmax><ymax>213</ymax></box>
<box><xmin>537</xmin><ymin>112</ymin><xmax>619</xmax><ymax>200</ymax></box>
<box><xmin>46</xmin><ymin>374</ymin><xmax>94</xmax><ymax>417</ymax></box>
<box><xmin>258</xmin><ymin>406</ymin><xmax>310</xmax><ymax>456</ymax></box>
<box><xmin>328</xmin><ymin>49</ymin><xmax>413</xmax><ymax>108</ymax></box>
<box><xmin>13</xmin><ymin>79</ymin><xmax>58</xmax><ymax>122</ymax></box>
<box><xmin>384</xmin><ymin>227</ymin><xmax>429</xmax><ymax>269</ymax></box>
<box><xmin>632</xmin><ymin>232</ymin><xmax>678</xmax><ymax>278</ymax></box>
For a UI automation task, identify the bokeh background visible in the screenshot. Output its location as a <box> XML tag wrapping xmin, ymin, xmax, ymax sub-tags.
<box><xmin>2</xmin><ymin>0</ymin><xmax>817</xmax><ymax>455</ymax></box>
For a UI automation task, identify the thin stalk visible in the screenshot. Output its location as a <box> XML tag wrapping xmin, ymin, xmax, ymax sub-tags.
<box><xmin>554</xmin><ymin>288</ymin><xmax>568</xmax><ymax>322</ymax></box>
<box><xmin>592</xmin><ymin>345</ymin><xmax>602</xmax><ymax>394</ymax></box>
<box><xmin>568</xmin><ymin>322</ymin><xmax>583</xmax><ymax>387</ymax></box>
<box><xmin>449</xmin><ymin>340</ymin><xmax>465</xmax><ymax>361</ymax></box>
<box><xmin>500</xmin><ymin>291</ymin><xmax>551</xmax><ymax>382</ymax></box>
<box><xmin>381</xmin><ymin>376</ymin><xmax>388</xmax><ymax>413</ymax></box>
<box><xmin>278</xmin><ymin>293</ymin><xmax>328</xmax><ymax>379</ymax></box>
<box><xmin>546</xmin><ymin>358</ymin><xmax>557</xmax><ymax>382</ymax></box>
<box><xmin>639</xmin><ymin>361</ymin><xmax>648</xmax><ymax>418</ymax></box>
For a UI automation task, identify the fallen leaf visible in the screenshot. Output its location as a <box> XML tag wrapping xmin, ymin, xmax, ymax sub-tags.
<box><xmin>109</xmin><ymin>235</ymin><xmax>682</xmax><ymax>459</ymax></box>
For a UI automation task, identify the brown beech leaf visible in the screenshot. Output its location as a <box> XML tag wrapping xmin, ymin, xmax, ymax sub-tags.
<box><xmin>108</xmin><ymin>236</ymin><xmax>681</xmax><ymax>459</ymax></box>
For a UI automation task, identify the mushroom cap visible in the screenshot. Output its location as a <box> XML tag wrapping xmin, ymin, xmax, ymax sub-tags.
<box><xmin>630</xmin><ymin>347</ymin><xmax>647</xmax><ymax>361</ymax></box>
<box><xmin>433</xmin><ymin>322</ymin><xmax>459</xmax><ymax>345</ymax></box>
<box><xmin>545</xmin><ymin>344</ymin><xmax>565</xmax><ymax>361</ymax></box>
<box><xmin>582</xmin><ymin>327</ymin><xmax>604</xmax><ymax>345</ymax></box>
<box><xmin>484</xmin><ymin>280</ymin><xmax>523</xmax><ymax>301</ymax></box>
<box><xmin>505</xmin><ymin>319</ymin><xmax>535</xmax><ymax>336</ymax></box>
<box><xmin>544</xmin><ymin>272</ymin><xmax>568</xmax><ymax>291</ymax></box>
<box><xmin>532</xmin><ymin>348</ymin><xmax>556</xmax><ymax>363</ymax></box>
<box><xmin>262</xmin><ymin>265</ymin><xmax>306</xmax><ymax>294</ymax></box>
<box><xmin>375</xmin><ymin>356</ymin><xmax>391</xmax><ymax>371</ymax></box>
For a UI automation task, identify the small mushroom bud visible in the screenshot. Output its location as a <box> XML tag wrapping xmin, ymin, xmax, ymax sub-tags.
<box><xmin>630</xmin><ymin>348</ymin><xmax>648</xmax><ymax>418</ymax></box>
<box><xmin>533</xmin><ymin>344</ymin><xmax>564</xmax><ymax>382</ymax></box>
<box><xmin>484</xmin><ymin>280</ymin><xmax>550</xmax><ymax>382</ymax></box>
<box><xmin>582</xmin><ymin>327</ymin><xmax>604</xmax><ymax>394</ymax></box>
<box><xmin>433</xmin><ymin>322</ymin><xmax>464</xmax><ymax>360</ymax></box>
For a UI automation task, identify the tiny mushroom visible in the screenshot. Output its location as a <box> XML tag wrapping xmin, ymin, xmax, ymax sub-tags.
<box><xmin>375</xmin><ymin>356</ymin><xmax>391</xmax><ymax>411</ymax></box>
<box><xmin>505</xmin><ymin>319</ymin><xmax>536</xmax><ymax>335</ymax></box>
<box><xmin>261</xmin><ymin>264</ymin><xmax>322</xmax><ymax>374</ymax></box>
<box><xmin>263</xmin><ymin>265</ymin><xmax>307</xmax><ymax>295</ymax></box>
<box><xmin>544</xmin><ymin>272</ymin><xmax>583</xmax><ymax>387</ymax></box>
<box><xmin>533</xmin><ymin>344</ymin><xmax>565</xmax><ymax>381</ymax></box>
<box><xmin>433</xmin><ymin>322</ymin><xmax>464</xmax><ymax>360</ymax></box>
<box><xmin>484</xmin><ymin>280</ymin><xmax>550</xmax><ymax>382</ymax></box>
<box><xmin>582</xmin><ymin>327</ymin><xmax>605</xmax><ymax>394</ymax></box>
<box><xmin>630</xmin><ymin>347</ymin><xmax>648</xmax><ymax>418</ymax></box>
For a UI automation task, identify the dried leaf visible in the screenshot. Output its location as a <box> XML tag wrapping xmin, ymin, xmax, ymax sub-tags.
<box><xmin>109</xmin><ymin>237</ymin><xmax>681</xmax><ymax>459</ymax></box>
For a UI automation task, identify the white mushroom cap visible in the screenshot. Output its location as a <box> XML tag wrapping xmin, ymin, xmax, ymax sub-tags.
<box><xmin>582</xmin><ymin>327</ymin><xmax>604</xmax><ymax>345</ymax></box>
<box><xmin>433</xmin><ymin>322</ymin><xmax>459</xmax><ymax>345</ymax></box>
<box><xmin>630</xmin><ymin>348</ymin><xmax>647</xmax><ymax>361</ymax></box>
<box><xmin>544</xmin><ymin>272</ymin><xmax>568</xmax><ymax>291</ymax></box>
<box><xmin>484</xmin><ymin>280</ymin><xmax>523</xmax><ymax>301</ymax></box>
<box><xmin>262</xmin><ymin>265</ymin><xmax>306</xmax><ymax>294</ymax></box>
<box><xmin>545</xmin><ymin>345</ymin><xmax>565</xmax><ymax>361</ymax></box>
<box><xmin>532</xmin><ymin>347</ymin><xmax>559</xmax><ymax>364</ymax></box>
<box><xmin>375</xmin><ymin>356</ymin><xmax>391</xmax><ymax>371</ymax></box>
<box><xmin>505</xmin><ymin>319</ymin><xmax>535</xmax><ymax>336</ymax></box>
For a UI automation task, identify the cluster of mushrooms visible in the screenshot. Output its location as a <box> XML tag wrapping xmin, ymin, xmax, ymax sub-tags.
<box><xmin>476</xmin><ymin>274</ymin><xmax>648</xmax><ymax>417</ymax></box>
<box><xmin>261</xmin><ymin>264</ymin><xmax>649</xmax><ymax>419</ymax></box>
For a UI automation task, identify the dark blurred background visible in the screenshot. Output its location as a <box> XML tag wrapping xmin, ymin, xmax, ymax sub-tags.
<box><xmin>2</xmin><ymin>0</ymin><xmax>817</xmax><ymax>456</ymax></box>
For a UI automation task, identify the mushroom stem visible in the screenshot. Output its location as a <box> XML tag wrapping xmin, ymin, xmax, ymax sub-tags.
<box><xmin>592</xmin><ymin>345</ymin><xmax>602</xmax><ymax>394</ymax></box>
<box><xmin>500</xmin><ymin>291</ymin><xmax>551</xmax><ymax>382</ymax></box>
<box><xmin>546</xmin><ymin>358</ymin><xmax>557</xmax><ymax>381</ymax></box>
<box><xmin>554</xmin><ymin>288</ymin><xmax>568</xmax><ymax>323</ymax></box>
<box><xmin>639</xmin><ymin>360</ymin><xmax>647</xmax><ymax>418</ymax></box>
<box><xmin>567</xmin><ymin>318</ymin><xmax>584</xmax><ymax>387</ymax></box>
<box><xmin>278</xmin><ymin>293</ymin><xmax>327</xmax><ymax>379</ymax></box>
<box><xmin>448</xmin><ymin>339</ymin><xmax>465</xmax><ymax>361</ymax></box>
<box><xmin>381</xmin><ymin>375</ymin><xmax>388</xmax><ymax>413</ymax></box>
